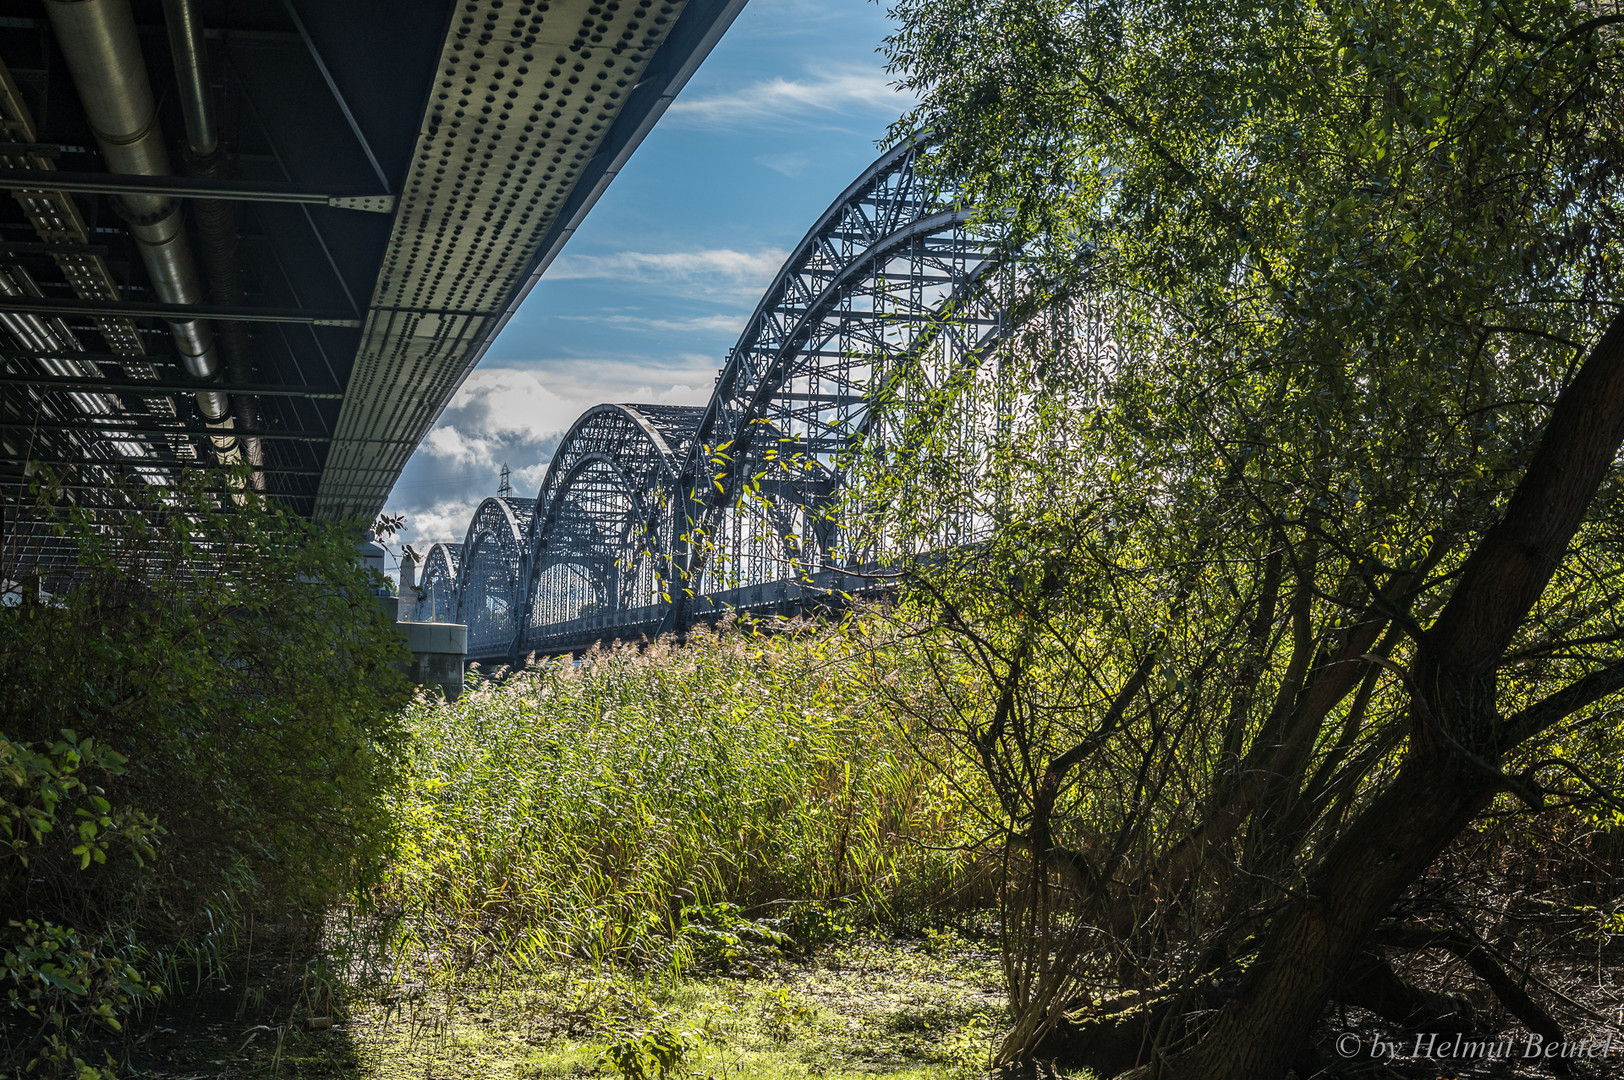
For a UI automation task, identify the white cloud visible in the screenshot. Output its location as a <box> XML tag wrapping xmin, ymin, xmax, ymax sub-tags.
<box><xmin>546</xmin><ymin>247</ymin><xmax>787</xmax><ymax>303</ymax></box>
<box><xmin>499</xmin><ymin>356</ymin><xmax>722</xmax><ymax>405</ymax></box>
<box><xmin>412</xmin><ymin>368</ymin><xmax>583</xmax><ymax>471</ymax></box>
<box><xmin>386</xmin><ymin>368</ymin><xmax>589</xmax><ymax>546</ymax></box>
<box><xmin>447</xmin><ymin>368</ymin><xmax>585</xmax><ymax>439</ymax></box>
<box><xmin>404</xmin><ymin>498</ymin><xmax>483</xmax><ymax>548</ymax></box>
<box><xmin>668</xmin><ymin>63</ymin><xmax>915</xmax><ymax>128</ymax></box>
<box><xmin>386</xmin><ymin>363</ymin><xmax>721</xmax><ymax>550</ymax></box>
<box><xmin>556</xmin><ymin>311</ymin><xmax>746</xmax><ymax>336</ymax></box>
<box><xmin>757</xmin><ymin>150</ymin><xmax>815</xmax><ymax>177</ymax></box>
<box><xmin>613</xmin><ymin>382</ymin><xmax>710</xmax><ymax>408</ymax></box>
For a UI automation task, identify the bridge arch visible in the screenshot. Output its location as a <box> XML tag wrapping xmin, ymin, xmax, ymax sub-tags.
<box><xmin>516</xmin><ymin>403</ymin><xmax>701</xmax><ymax>651</ymax></box>
<box><xmin>456</xmin><ymin>496</ymin><xmax>534</xmax><ymax>656</ymax></box>
<box><xmin>419</xmin><ymin>138</ymin><xmax>1020</xmax><ymax>655</ymax></box>
<box><xmin>418</xmin><ymin>542</ymin><xmax>463</xmax><ymax>623</ymax></box>
<box><xmin>670</xmin><ymin>136</ymin><xmax>1006</xmax><ymax>600</ymax></box>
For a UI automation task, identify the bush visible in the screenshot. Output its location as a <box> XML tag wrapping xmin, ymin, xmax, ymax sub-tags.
<box><xmin>0</xmin><ymin>918</ymin><xmax>157</xmax><ymax>1079</ymax></box>
<box><xmin>599</xmin><ymin>1021</ymin><xmax>704</xmax><ymax>1080</ymax></box>
<box><xmin>0</xmin><ymin>471</ymin><xmax>411</xmax><ymax>1074</ymax></box>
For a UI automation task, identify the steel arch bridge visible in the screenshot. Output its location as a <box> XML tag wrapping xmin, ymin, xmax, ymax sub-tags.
<box><xmin>417</xmin><ymin>137</ymin><xmax>1013</xmax><ymax>660</ymax></box>
<box><xmin>418</xmin><ymin>542</ymin><xmax>463</xmax><ymax>624</ymax></box>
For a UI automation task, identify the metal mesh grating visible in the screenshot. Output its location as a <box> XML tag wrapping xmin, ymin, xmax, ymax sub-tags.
<box><xmin>0</xmin><ymin>56</ymin><xmax>180</xmax><ymax>467</ymax></box>
<box><xmin>314</xmin><ymin>0</ymin><xmax>692</xmax><ymax>521</ymax></box>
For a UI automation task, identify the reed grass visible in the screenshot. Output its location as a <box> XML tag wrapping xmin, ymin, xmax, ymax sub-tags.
<box><xmin>377</xmin><ymin>622</ymin><xmax>981</xmax><ymax>972</ymax></box>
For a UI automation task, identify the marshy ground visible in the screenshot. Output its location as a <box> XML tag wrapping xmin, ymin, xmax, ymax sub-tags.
<box><xmin>124</xmin><ymin>929</ymin><xmax>1005</xmax><ymax>1080</ymax></box>
<box><xmin>114</xmin><ymin>921</ymin><xmax>1623</xmax><ymax>1080</ymax></box>
<box><xmin>86</xmin><ymin>643</ymin><xmax>1624</xmax><ymax>1080</ymax></box>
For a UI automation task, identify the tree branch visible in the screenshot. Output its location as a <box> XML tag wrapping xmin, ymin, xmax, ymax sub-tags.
<box><xmin>1428</xmin><ymin>311</ymin><xmax>1624</xmax><ymax>676</ymax></box>
<box><xmin>1501</xmin><ymin>654</ymin><xmax>1624</xmax><ymax>748</ymax></box>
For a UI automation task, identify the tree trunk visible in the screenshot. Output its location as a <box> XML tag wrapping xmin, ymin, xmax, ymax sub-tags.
<box><xmin>1151</xmin><ymin>309</ymin><xmax>1624</xmax><ymax>1080</ymax></box>
<box><xmin>1154</xmin><ymin>753</ymin><xmax>1495</xmax><ymax>1078</ymax></box>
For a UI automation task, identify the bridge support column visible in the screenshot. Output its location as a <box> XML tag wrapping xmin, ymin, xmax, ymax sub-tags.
<box><xmin>398</xmin><ymin>621</ymin><xmax>467</xmax><ymax>700</ymax></box>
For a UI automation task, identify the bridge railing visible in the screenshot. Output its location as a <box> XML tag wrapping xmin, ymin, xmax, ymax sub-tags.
<box><xmin>474</xmin><ymin>566</ymin><xmax>899</xmax><ymax>661</ymax></box>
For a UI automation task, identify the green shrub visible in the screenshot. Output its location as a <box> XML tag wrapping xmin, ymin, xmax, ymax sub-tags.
<box><xmin>1</xmin><ymin>732</ymin><xmax>163</xmax><ymax>1074</ymax></box>
<box><xmin>757</xmin><ymin>987</ymin><xmax>820</xmax><ymax>1043</ymax></box>
<box><xmin>676</xmin><ymin>902</ymin><xmax>793</xmax><ymax>973</ymax></box>
<box><xmin>2</xmin><ymin>731</ymin><xmax>158</xmax><ymax>875</ymax></box>
<box><xmin>0</xmin><ymin>471</ymin><xmax>411</xmax><ymax>1074</ymax></box>
<box><xmin>599</xmin><ymin>1021</ymin><xmax>704</xmax><ymax>1080</ymax></box>
<box><xmin>1</xmin><ymin>919</ymin><xmax>157</xmax><ymax>1079</ymax></box>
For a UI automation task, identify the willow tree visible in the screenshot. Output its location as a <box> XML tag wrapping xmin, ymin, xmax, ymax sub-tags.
<box><xmin>877</xmin><ymin>1</ymin><xmax>1624</xmax><ymax>1076</ymax></box>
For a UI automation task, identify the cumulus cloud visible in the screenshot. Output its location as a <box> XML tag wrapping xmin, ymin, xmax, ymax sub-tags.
<box><xmin>385</xmin><ymin>369</ymin><xmax>583</xmax><ymax>547</ymax></box>
<box><xmin>618</xmin><ymin>382</ymin><xmax>710</xmax><ymax>407</ymax></box>
<box><xmin>402</xmin><ymin>498</ymin><xmax>482</xmax><ymax>548</ymax></box>
<box><xmin>449</xmin><ymin>368</ymin><xmax>584</xmax><ymax>440</ymax></box>
<box><xmin>410</xmin><ymin>369</ymin><xmax>575</xmax><ymax>473</ymax></box>
<box><xmin>667</xmin><ymin>63</ymin><xmax>914</xmax><ymax>127</ymax></box>
<box><xmin>384</xmin><ymin>364</ymin><xmax>719</xmax><ymax>550</ymax></box>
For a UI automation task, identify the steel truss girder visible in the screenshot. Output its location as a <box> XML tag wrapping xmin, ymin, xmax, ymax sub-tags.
<box><xmin>444</xmin><ymin>139</ymin><xmax>1014</xmax><ymax>660</ymax></box>
<box><xmin>0</xmin><ymin>373</ymin><xmax>345</xmax><ymax>399</ymax></box>
<box><xmin>418</xmin><ymin>542</ymin><xmax>463</xmax><ymax>624</ymax></box>
<box><xmin>510</xmin><ymin>403</ymin><xmax>699</xmax><ymax>651</ymax></box>
<box><xmin>455</xmin><ymin>496</ymin><xmax>535</xmax><ymax>656</ymax></box>
<box><xmin>663</xmin><ymin>137</ymin><xmax>1004</xmax><ymax>608</ymax></box>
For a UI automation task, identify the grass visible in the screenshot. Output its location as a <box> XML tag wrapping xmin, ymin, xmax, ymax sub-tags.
<box><xmin>344</xmin><ymin>931</ymin><xmax>1004</xmax><ymax>1080</ymax></box>
<box><xmin>103</xmin><ymin>624</ymin><xmax>1624</xmax><ymax>1080</ymax></box>
<box><xmin>134</xmin><ymin>929</ymin><xmax>1005</xmax><ymax>1079</ymax></box>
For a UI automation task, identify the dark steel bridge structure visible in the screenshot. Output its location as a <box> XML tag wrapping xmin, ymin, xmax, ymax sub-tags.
<box><xmin>415</xmin><ymin>138</ymin><xmax>1016</xmax><ymax>660</ymax></box>
<box><xmin>0</xmin><ymin>0</ymin><xmax>746</xmax><ymax>588</ymax></box>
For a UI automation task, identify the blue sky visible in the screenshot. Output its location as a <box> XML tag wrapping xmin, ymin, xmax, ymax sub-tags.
<box><xmin>383</xmin><ymin>0</ymin><xmax>913</xmax><ymax>553</ymax></box>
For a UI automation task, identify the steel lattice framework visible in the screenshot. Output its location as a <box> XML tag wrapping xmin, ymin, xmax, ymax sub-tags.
<box><xmin>456</xmin><ymin>496</ymin><xmax>535</xmax><ymax>656</ymax></box>
<box><xmin>669</xmin><ymin>139</ymin><xmax>1004</xmax><ymax>601</ymax></box>
<box><xmin>418</xmin><ymin>542</ymin><xmax>463</xmax><ymax>623</ymax></box>
<box><xmin>425</xmin><ymin>138</ymin><xmax>1017</xmax><ymax>659</ymax></box>
<box><xmin>517</xmin><ymin>403</ymin><xmax>701</xmax><ymax>650</ymax></box>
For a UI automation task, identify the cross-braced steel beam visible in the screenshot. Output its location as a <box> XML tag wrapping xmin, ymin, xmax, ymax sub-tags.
<box><xmin>434</xmin><ymin>138</ymin><xmax>1030</xmax><ymax>662</ymax></box>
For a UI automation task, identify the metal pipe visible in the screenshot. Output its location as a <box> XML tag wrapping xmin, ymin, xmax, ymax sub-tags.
<box><xmin>162</xmin><ymin>0</ymin><xmax>264</xmax><ymax>486</ymax></box>
<box><xmin>160</xmin><ymin>0</ymin><xmax>216</xmax><ymax>158</ymax></box>
<box><xmin>43</xmin><ymin>0</ymin><xmax>230</xmax><ymax>426</ymax></box>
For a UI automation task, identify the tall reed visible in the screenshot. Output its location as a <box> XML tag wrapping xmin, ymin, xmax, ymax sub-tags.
<box><xmin>378</xmin><ymin>623</ymin><xmax>980</xmax><ymax>969</ymax></box>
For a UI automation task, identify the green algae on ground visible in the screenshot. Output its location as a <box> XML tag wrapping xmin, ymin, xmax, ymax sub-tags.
<box><xmin>335</xmin><ymin>932</ymin><xmax>1005</xmax><ymax>1080</ymax></box>
<box><xmin>125</xmin><ymin>932</ymin><xmax>1003</xmax><ymax>1078</ymax></box>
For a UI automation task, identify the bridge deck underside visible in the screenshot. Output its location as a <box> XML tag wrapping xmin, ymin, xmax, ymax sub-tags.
<box><xmin>0</xmin><ymin>0</ymin><xmax>745</xmax><ymax>590</ymax></box>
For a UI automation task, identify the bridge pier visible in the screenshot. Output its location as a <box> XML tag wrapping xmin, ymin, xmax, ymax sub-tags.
<box><xmin>360</xmin><ymin>542</ymin><xmax>467</xmax><ymax>698</ymax></box>
<box><xmin>399</xmin><ymin>620</ymin><xmax>467</xmax><ymax>700</ymax></box>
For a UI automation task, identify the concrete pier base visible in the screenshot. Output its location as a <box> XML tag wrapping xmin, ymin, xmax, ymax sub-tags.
<box><xmin>399</xmin><ymin>620</ymin><xmax>467</xmax><ymax>699</ymax></box>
